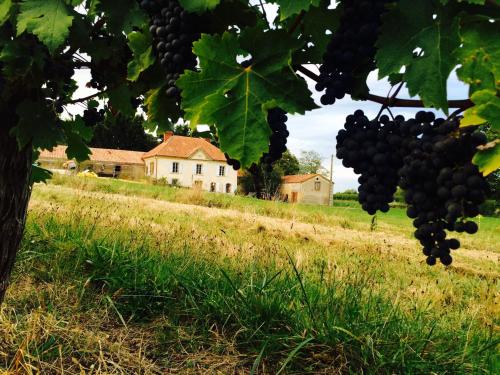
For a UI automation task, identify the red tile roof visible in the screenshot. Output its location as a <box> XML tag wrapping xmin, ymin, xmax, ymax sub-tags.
<box><xmin>282</xmin><ymin>174</ymin><xmax>327</xmax><ymax>184</ymax></box>
<box><xmin>39</xmin><ymin>145</ymin><xmax>145</xmax><ymax>165</ymax></box>
<box><xmin>142</xmin><ymin>135</ymin><xmax>226</xmax><ymax>161</ymax></box>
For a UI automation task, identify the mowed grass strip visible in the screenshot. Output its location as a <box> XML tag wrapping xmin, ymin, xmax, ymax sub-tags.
<box><xmin>0</xmin><ymin>181</ymin><xmax>497</xmax><ymax>374</ymax></box>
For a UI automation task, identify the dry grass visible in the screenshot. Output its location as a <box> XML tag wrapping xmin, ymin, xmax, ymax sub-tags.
<box><xmin>0</xmin><ymin>182</ymin><xmax>498</xmax><ymax>374</ymax></box>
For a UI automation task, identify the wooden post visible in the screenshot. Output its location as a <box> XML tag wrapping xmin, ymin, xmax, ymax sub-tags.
<box><xmin>329</xmin><ymin>154</ymin><xmax>334</xmax><ymax>206</ymax></box>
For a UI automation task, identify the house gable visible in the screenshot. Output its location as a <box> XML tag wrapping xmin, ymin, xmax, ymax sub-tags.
<box><xmin>189</xmin><ymin>148</ymin><xmax>211</xmax><ymax>161</ymax></box>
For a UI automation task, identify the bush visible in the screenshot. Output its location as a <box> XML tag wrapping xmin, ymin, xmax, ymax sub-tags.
<box><xmin>479</xmin><ymin>200</ymin><xmax>499</xmax><ymax>217</ymax></box>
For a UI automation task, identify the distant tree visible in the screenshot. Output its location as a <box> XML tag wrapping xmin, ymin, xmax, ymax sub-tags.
<box><xmin>298</xmin><ymin>150</ymin><xmax>323</xmax><ymax>174</ymax></box>
<box><xmin>239</xmin><ymin>164</ymin><xmax>283</xmax><ymax>200</ymax></box>
<box><xmin>174</xmin><ymin>123</ymin><xmax>218</xmax><ymax>145</ymax></box>
<box><xmin>89</xmin><ymin>114</ymin><xmax>159</xmax><ymax>152</ymax></box>
<box><xmin>275</xmin><ymin>150</ymin><xmax>300</xmax><ymax>176</ymax></box>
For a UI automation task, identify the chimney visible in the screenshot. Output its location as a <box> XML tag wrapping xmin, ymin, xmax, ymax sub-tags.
<box><xmin>163</xmin><ymin>131</ymin><xmax>174</xmax><ymax>142</ymax></box>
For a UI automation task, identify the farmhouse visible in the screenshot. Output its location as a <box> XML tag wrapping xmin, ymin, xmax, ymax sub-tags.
<box><xmin>38</xmin><ymin>145</ymin><xmax>145</xmax><ymax>179</ymax></box>
<box><xmin>281</xmin><ymin>174</ymin><xmax>333</xmax><ymax>205</ymax></box>
<box><xmin>142</xmin><ymin>132</ymin><xmax>238</xmax><ymax>193</ymax></box>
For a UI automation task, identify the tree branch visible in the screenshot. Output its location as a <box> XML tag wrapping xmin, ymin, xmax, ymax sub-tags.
<box><xmin>67</xmin><ymin>89</ymin><xmax>108</xmax><ymax>104</ymax></box>
<box><xmin>294</xmin><ymin>65</ymin><xmax>474</xmax><ymax>110</ymax></box>
<box><xmin>288</xmin><ymin>11</ymin><xmax>305</xmax><ymax>34</ymax></box>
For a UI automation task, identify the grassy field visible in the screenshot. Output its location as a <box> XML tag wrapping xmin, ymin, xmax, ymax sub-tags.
<box><xmin>0</xmin><ymin>175</ymin><xmax>498</xmax><ymax>374</ymax></box>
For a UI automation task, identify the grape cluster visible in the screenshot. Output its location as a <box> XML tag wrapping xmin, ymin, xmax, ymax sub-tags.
<box><xmin>88</xmin><ymin>34</ymin><xmax>132</xmax><ymax>90</ymax></box>
<box><xmin>336</xmin><ymin>110</ymin><xmax>490</xmax><ymax>265</ymax></box>
<box><xmin>316</xmin><ymin>0</ymin><xmax>391</xmax><ymax>105</ymax></box>
<box><xmin>83</xmin><ymin>107</ymin><xmax>105</xmax><ymax>127</ymax></box>
<box><xmin>140</xmin><ymin>0</ymin><xmax>200</xmax><ymax>100</ymax></box>
<box><xmin>261</xmin><ymin>108</ymin><xmax>289</xmax><ymax>170</ymax></box>
<box><xmin>336</xmin><ymin>110</ymin><xmax>405</xmax><ymax>214</ymax></box>
<box><xmin>43</xmin><ymin>57</ymin><xmax>74</xmax><ymax>113</ymax></box>
<box><xmin>225</xmin><ymin>107</ymin><xmax>289</xmax><ymax>171</ymax></box>
<box><xmin>397</xmin><ymin>112</ymin><xmax>489</xmax><ymax>265</ymax></box>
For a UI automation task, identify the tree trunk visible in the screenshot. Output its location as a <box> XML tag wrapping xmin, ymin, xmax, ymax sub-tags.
<box><xmin>0</xmin><ymin>123</ymin><xmax>32</xmax><ymax>304</ymax></box>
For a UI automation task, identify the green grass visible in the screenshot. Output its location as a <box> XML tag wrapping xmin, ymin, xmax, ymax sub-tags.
<box><xmin>1</xmin><ymin>176</ymin><xmax>498</xmax><ymax>374</ymax></box>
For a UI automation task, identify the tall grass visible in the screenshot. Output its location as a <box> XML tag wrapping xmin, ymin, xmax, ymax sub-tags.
<box><xmin>1</xmin><ymin>184</ymin><xmax>497</xmax><ymax>373</ymax></box>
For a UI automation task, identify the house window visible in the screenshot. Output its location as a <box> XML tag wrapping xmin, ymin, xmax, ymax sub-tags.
<box><xmin>315</xmin><ymin>181</ymin><xmax>321</xmax><ymax>191</ymax></box>
<box><xmin>218</xmin><ymin>166</ymin><xmax>225</xmax><ymax>176</ymax></box>
<box><xmin>150</xmin><ymin>162</ymin><xmax>154</xmax><ymax>175</ymax></box>
<box><xmin>225</xmin><ymin>183</ymin><xmax>231</xmax><ymax>193</ymax></box>
<box><xmin>172</xmin><ymin>162</ymin><xmax>179</xmax><ymax>173</ymax></box>
<box><xmin>194</xmin><ymin>180</ymin><xmax>203</xmax><ymax>189</ymax></box>
<box><xmin>171</xmin><ymin>178</ymin><xmax>179</xmax><ymax>186</ymax></box>
<box><xmin>210</xmin><ymin>182</ymin><xmax>216</xmax><ymax>192</ymax></box>
<box><xmin>196</xmin><ymin>164</ymin><xmax>203</xmax><ymax>175</ymax></box>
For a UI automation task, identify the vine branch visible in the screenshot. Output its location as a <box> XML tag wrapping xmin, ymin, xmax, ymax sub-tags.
<box><xmin>66</xmin><ymin>89</ymin><xmax>108</xmax><ymax>104</ymax></box>
<box><xmin>294</xmin><ymin>65</ymin><xmax>474</xmax><ymax>109</ymax></box>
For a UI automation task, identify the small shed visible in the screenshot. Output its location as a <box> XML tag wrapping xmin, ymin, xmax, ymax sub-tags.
<box><xmin>38</xmin><ymin>145</ymin><xmax>145</xmax><ymax>180</ymax></box>
<box><xmin>281</xmin><ymin>174</ymin><xmax>333</xmax><ymax>205</ymax></box>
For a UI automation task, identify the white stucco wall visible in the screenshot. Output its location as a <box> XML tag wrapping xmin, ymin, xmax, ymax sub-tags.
<box><xmin>143</xmin><ymin>151</ymin><xmax>238</xmax><ymax>194</ymax></box>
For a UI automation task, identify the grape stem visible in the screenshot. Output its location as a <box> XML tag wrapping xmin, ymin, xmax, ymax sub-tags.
<box><xmin>288</xmin><ymin>11</ymin><xmax>306</xmax><ymax>34</ymax></box>
<box><xmin>294</xmin><ymin>65</ymin><xmax>474</xmax><ymax>109</ymax></box>
<box><xmin>67</xmin><ymin>89</ymin><xmax>108</xmax><ymax>104</ymax></box>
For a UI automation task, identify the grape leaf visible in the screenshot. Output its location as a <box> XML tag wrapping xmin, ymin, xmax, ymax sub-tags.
<box><xmin>108</xmin><ymin>84</ymin><xmax>135</xmax><ymax>117</ymax></box>
<box><xmin>143</xmin><ymin>85</ymin><xmax>179</xmax><ymax>133</ymax></box>
<box><xmin>31</xmin><ymin>164</ymin><xmax>53</xmax><ymax>184</ymax></box>
<box><xmin>178</xmin><ymin>0</ymin><xmax>221</xmax><ymax>13</ymax></box>
<box><xmin>17</xmin><ymin>0</ymin><xmax>74</xmax><ymax>54</ymax></box>
<box><xmin>292</xmin><ymin>0</ymin><xmax>339</xmax><ymax>65</ymax></box>
<box><xmin>376</xmin><ymin>0</ymin><xmax>460</xmax><ymax>112</ymax></box>
<box><xmin>12</xmin><ymin>100</ymin><xmax>63</xmax><ymax>149</ymax></box>
<box><xmin>177</xmin><ymin>31</ymin><xmax>316</xmax><ymax>167</ymax></box>
<box><xmin>0</xmin><ymin>0</ymin><xmax>12</xmax><ymax>26</ymax></box>
<box><xmin>273</xmin><ymin>0</ymin><xmax>320</xmax><ymax>20</ymax></box>
<box><xmin>473</xmin><ymin>140</ymin><xmax>500</xmax><ymax>176</ymax></box>
<box><xmin>440</xmin><ymin>0</ymin><xmax>485</xmax><ymax>4</ymax></box>
<box><xmin>96</xmin><ymin>0</ymin><xmax>148</xmax><ymax>35</ymax></box>
<box><xmin>461</xmin><ymin>89</ymin><xmax>500</xmax><ymax>131</ymax></box>
<box><xmin>456</xmin><ymin>20</ymin><xmax>499</xmax><ymax>95</ymax></box>
<box><xmin>127</xmin><ymin>31</ymin><xmax>155</xmax><ymax>82</ymax></box>
<box><xmin>0</xmin><ymin>38</ymin><xmax>45</xmax><ymax>78</ymax></box>
<box><xmin>62</xmin><ymin>118</ymin><xmax>92</xmax><ymax>162</ymax></box>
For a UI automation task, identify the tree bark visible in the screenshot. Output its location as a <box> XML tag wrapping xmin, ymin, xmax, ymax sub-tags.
<box><xmin>0</xmin><ymin>122</ymin><xmax>33</xmax><ymax>304</ymax></box>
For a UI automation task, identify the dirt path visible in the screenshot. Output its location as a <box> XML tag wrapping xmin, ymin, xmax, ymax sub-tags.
<box><xmin>31</xmin><ymin>185</ymin><xmax>500</xmax><ymax>277</ymax></box>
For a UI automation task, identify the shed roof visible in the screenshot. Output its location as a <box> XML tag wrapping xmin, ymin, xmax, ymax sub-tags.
<box><xmin>39</xmin><ymin>145</ymin><xmax>145</xmax><ymax>165</ymax></box>
<box><xmin>142</xmin><ymin>135</ymin><xmax>226</xmax><ymax>161</ymax></box>
<box><xmin>282</xmin><ymin>174</ymin><xmax>330</xmax><ymax>184</ymax></box>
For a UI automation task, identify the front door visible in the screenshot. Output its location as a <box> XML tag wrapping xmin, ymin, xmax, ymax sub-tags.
<box><xmin>291</xmin><ymin>192</ymin><xmax>298</xmax><ymax>203</ymax></box>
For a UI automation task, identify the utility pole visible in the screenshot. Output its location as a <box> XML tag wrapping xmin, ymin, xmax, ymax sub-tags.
<box><xmin>329</xmin><ymin>154</ymin><xmax>334</xmax><ymax>206</ymax></box>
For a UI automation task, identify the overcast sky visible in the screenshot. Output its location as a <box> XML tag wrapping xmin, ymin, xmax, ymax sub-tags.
<box><xmin>68</xmin><ymin>2</ymin><xmax>469</xmax><ymax>192</ymax></box>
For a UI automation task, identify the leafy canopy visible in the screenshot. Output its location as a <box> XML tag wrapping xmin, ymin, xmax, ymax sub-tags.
<box><xmin>0</xmin><ymin>0</ymin><xmax>498</xmax><ymax>177</ymax></box>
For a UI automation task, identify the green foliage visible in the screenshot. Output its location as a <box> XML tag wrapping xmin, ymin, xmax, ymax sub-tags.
<box><xmin>273</xmin><ymin>0</ymin><xmax>320</xmax><ymax>20</ymax></box>
<box><xmin>462</xmin><ymin>89</ymin><xmax>500</xmax><ymax>131</ymax></box>
<box><xmin>17</xmin><ymin>0</ymin><xmax>74</xmax><ymax>54</ymax></box>
<box><xmin>0</xmin><ymin>0</ymin><xmax>12</xmax><ymax>26</ymax></box>
<box><xmin>0</xmin><ymin>0</ymin><xmax>498</xmax><ymax>185</ymax></box>
<box><xmin>298</xmin><ymin>150</ymin><xmax>322</xmax><ymax>174</ymax></box>
<box><xmin>376</xmin><ymin>0</ymin><xmax>460</xmax><ymax>112</ymax></box>
<box><xmin>143</xmin><ymin>85</ymin><xmax>179</xmax><ymax>133</ymax></box>
<box><xmin>275</xmin><ymin>150</ymin><xmax>300</xmax><ymax>175</ymax></box>
<box><xmin>126</xmin><ymin>31</ymin><xmax>155</xmax><ymax>82</ymax></box>
<box><xmin>178</xmin><ymin>0</ymin><xmax>221</xmax><ymax>13</ymax></box>
<box><xmin>89</xmin><ymin>114</ymin><xmax>160</xmax><ymax>152</ymax></box>
<box><xmin>473</xmin><ymin>140</ymin><xmax>500</xmax><ymax>176</ymax></box>
<box><xmin>178</xmin><ymin>31</ymin><xmax>316</xmax><ymax>167</ymax></box>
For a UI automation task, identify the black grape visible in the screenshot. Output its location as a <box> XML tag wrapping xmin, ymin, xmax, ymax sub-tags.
<box><xmin>397</xmin><ymin>111</ymin><xmax>489</xmax><ymax>266</ymax></box>
<box><xmin>140</xmin><ymin>0</ymin><xmax>201</xmax><ymax>101</ymax></box>
<box><xmin>336</xmin><ymin>109</ymin><xmax>490</xmax><ymax>266</ymax></box>
<box><xmin>336</xmin><ymin>110</ymin><xmax>406</xmax><ymax>215</ymax></box>
<box><xmin>316</xmin><ymin>0</ymin><xmax>392</xmax><ymax>105</ymax></box>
